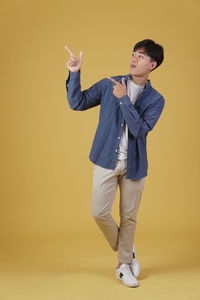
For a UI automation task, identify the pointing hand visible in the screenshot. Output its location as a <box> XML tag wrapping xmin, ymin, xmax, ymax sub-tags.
<box><xmin>108</xmin><ymin>77</ymin><xmax>127</xmax><ymax>99</ymax></box>
<box><xmin>65</xmin><ymin>45</ymin><xmax>83</xmax><ymax>72</ymax></box>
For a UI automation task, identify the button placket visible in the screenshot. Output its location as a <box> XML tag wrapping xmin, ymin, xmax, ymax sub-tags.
<box><xmin>114</xmin><ymin>120</ymin><xmax>124</xmax><ymax>154</ymax></box>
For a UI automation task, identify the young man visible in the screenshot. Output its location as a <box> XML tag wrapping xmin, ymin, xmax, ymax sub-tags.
<box><xmin>65</xmin><ymin>39</ymin><xmax>165</xmax><ymax>288</ymax></box>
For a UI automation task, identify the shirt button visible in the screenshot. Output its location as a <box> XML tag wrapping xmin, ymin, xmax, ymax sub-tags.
<box><xmin>115</xmin><ymin>149</ymin><xmax>117</xmax><ymax>152</ymax></box>
<box><xmin>118</xmin><ymin>137</ymin><xmax>120</xmax><ymax>139</ymax></box>
<box><xmin>120</xmin><ymin>102</ymin><xmax>122</xmax><ymax>104</ymax></box>
<box><xmin>121</xmin><ymin>123</ymin><xmax>123</xmax><ymax>126</ymax></box>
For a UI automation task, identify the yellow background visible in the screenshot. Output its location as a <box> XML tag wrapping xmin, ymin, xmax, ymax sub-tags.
<box><xmin>0</xmin><ymin>0</ymin><xmax>200</xmax><ymax>299</ymax></box>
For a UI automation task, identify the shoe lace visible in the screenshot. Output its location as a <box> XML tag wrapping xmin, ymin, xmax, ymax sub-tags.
<box><xmin>122</xmin><ymin>264</ymin><xmax>135</xmax><ymax>280</ymax></box>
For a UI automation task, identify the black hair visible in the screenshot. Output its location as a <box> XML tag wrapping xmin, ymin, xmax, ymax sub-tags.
<box><xmin>133</xmin><ymin>39</ymin><xmax>164</xmax><ymax>70</ymax></box>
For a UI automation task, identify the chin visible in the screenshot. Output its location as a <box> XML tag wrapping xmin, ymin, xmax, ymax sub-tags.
<box><xmin>130</xmin><ymin>70</ymin><xmax>138</xmax><ymax>76</ymax></box>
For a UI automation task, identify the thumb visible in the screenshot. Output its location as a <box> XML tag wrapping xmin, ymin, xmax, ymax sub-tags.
<box><xmin>79</xmin><ymin>51</ymin><xmax>83</xmax><ymax>61</ymax></box>
<box><xmin>122</xmin><ymin>77</ymin><xmax>125</xmax><ymax>86</ymax></box>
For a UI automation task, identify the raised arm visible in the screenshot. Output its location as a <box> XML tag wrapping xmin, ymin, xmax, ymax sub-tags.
<box><xmin>65</xmin><ymin>45</ymin><xmax>102</xmax><ymax>111</ymax></box>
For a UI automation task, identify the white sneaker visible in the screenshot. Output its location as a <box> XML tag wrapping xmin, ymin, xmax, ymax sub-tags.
<box><xmin>130</xmin><ymin>245</ymin><xmax>140</xmax><ymax>278</ymax></box>
<box><xmin>116</xmin><ymin>264</ymin><xmax>139</xmax><ymax>287</ymax></box>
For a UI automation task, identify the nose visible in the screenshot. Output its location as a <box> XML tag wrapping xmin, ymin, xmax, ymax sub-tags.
<box><xmin>131</xmin><ymin>55</ymin><xmax>137</xmax><ymax>63</ymax></box>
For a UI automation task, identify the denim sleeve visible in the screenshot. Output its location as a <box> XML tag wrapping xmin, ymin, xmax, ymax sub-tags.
<box><xmin>118</xmin><ymin>95</ymin><xmax>165</xmax><ymax>137</ymax></box>
<box><xmin>66</xmin><ymin>70</ymin><xmax>103</xmax><ymax>111</ymax></box>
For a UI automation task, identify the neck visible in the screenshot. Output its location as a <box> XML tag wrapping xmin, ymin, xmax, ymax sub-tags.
<box><xmin>130</xmin><ymin>74</ymin><xmax>149</xmax><ymax>85</ymax></box>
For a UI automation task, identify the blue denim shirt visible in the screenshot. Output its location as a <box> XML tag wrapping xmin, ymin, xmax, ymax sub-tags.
<box><xmin>66</xmin><ymin>70</ymin><xmax>165</xmax><ymax>180</ymax></box>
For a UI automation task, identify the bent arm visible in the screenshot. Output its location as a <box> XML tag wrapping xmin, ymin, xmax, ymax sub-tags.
<box><xmin>66</xmin><ymin>70</ymin><xmax>103</xmax><ymax>111</ymax></box>
<box><xmin>118</xmin><ymin>95</ymin><xmax>165</xmax><ymax>137</ymax></box>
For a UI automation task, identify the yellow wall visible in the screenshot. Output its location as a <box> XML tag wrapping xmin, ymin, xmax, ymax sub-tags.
<box><xmin>0</xmin><ymin>0</ymin><xmax>199</xmax><ymax>240</ymax></box>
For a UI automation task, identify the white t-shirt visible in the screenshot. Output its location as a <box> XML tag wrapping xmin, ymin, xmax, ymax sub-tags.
<box><xmin>117</xmin><ymin>78</ymin><xmax>145</xmax><ymax>160</ymax></box>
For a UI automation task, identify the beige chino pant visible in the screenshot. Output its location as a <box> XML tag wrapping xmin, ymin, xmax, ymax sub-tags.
<box><xmin>91</xmin><ymin>159</ymin><xmax>146</xmax><ymax>264</ymax></box>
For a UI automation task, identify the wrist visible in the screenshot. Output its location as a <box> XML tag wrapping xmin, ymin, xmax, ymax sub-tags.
<box><xmin>69</xmin><ymin>69</ymin><xmax>80</xmax><ymax>73</ymax></box>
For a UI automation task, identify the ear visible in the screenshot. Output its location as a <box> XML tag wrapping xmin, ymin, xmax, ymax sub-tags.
<box><xmin>150</xmin><ymin>61</ymin><xmax>157</xmax><ymax>71</ymax></box>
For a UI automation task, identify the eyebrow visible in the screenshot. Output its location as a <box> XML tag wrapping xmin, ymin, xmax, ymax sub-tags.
<box><xmin>132</xmin><ymin>51</ymin><xmax>146</xmax><ymax>55</ymax></box>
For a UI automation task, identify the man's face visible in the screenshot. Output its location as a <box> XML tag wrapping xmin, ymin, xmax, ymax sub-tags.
<box><xmin>130</xmin><ymin>48</ymin><xmax>157</xmax><ymax>77</ymax></box>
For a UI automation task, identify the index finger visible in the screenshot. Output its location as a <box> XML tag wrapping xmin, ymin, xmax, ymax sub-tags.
<box><xmin>107</xmin><ymin>77</ymin><xmax>120</xmax><ymax>85</ymax></box>
<box><xmin>65</xmin><ymin>45</ymin><xmax>75</xmax><ymax>57</ymax></box>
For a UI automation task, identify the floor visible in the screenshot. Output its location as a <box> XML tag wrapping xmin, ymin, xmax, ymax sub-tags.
<box><xmin>0</xmin><ymin>235</ymin><xmax>199</xmax><ymax>300</ymax></box>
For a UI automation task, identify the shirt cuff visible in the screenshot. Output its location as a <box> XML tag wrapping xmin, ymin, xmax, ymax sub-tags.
<box><xmin>66</xmin><ymin>70</ymin><xmax>81</xmax><ymax>87</ymax></box>
<box><xmin>117</xmin><ymin>95</ymin><xmax>139</xmax><ymax>118</ymax></box>
<box><xmin>117</xmin><ymin>95</ymin><xmax>132</xmax><ymax>106</ymax></box>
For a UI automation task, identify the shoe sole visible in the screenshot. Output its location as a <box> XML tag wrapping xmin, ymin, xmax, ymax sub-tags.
<box><xmin>116</xmin><ymin>274</ymin><xmax>139</xmax><ymax>288</ymax></box>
